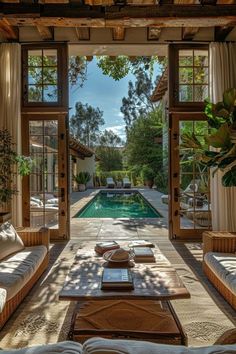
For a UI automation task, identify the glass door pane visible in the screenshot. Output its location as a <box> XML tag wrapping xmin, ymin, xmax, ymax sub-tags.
<box><xmin>29</xmin><ymin>120</ymin><xmax>59</xmax><ymax>228</ymax></box>
<box><xmin>170</xmin><ymin>114</ymin><xmax>211</xmax><ymax>239</ymax></box>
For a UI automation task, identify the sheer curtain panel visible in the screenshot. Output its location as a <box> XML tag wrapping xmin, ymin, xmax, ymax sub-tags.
<box><xmin>209</xmin><ymin>42</ymin><xmax>236</xmax><ymax>231</ymax></box>
<box><xmin>0</xmin><ymin>43</ymin><xmax>22</xmax><ymax>226</ymax></box>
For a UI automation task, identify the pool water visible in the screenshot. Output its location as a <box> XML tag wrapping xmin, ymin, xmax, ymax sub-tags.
<box><xmin>75</xmin><ymin>191</ymin><xmax>161</xmax><ymax>218</ymax></box>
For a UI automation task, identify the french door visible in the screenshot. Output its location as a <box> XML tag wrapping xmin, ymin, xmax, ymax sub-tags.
<box><xmin>22</xmin><ymin>114</ymin><xmax>69</xmax><ymax>240</ymax></box>
<box><xmin>169</xmin><ymin>113</ymin><xmax>211</xmax><ymax>239</ymax></box>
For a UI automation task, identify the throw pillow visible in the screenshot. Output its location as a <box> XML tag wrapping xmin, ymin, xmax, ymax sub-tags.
<box><xmin>0</xmin><ymin>222</ymin><xmax>24</xmax><ymax>261</ymax></box>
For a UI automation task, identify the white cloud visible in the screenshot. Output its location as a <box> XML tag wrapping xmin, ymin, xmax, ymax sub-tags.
<box><xmin>103</xmin><ymin>125</ymin><xmax>126</xmax><ymax>142</ymax></box>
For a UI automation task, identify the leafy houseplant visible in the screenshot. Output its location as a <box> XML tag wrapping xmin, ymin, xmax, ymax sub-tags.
<box><xmin>141</xmin><ymin>165</ymin><xmax>155</xmax><ymax>189</ymax></box>
<box><xmin>181</xmin><ymin>88</ymin><xmax>236</xmax><ymax>187</ymax></box>
<box><xmin>0</xmin><ymin>129</ymin><xmax>33</xmax><ymax>220</ymax></box>
<box><xmin>73</xmin><ymin>171</ymin><xmax>91</xmax><ymax>191</ymax></box>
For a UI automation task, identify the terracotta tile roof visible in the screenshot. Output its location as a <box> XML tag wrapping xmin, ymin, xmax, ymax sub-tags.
<box><xmin>151</xmin><ymin>68</ymin><xmax>168</xmax><ymax>103</ymax></box>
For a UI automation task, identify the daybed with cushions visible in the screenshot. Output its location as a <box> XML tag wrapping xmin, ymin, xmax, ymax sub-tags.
<box><xmin>0</xmin><ymin>222</ymin><xmax>49</xmax><ymax>329</ymax></box>
<box><xmin>1</xmin><ymin>331</ymin><xmax>236</xmax><ymax>354</ymax></box>
<box><xmin>203</xmin><ymin>231</ymin><xmax>236</xmax><ymax>310</ymax></box>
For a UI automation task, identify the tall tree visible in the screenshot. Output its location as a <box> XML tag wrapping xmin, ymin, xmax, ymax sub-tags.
<box><xmin>96</xmin><ymin>130</ymin><xmax>123</xmax><ymax>171</ymax></box>
<box><xmin>125</xmin><ymin>108</ymin><xmax>163</xmax><ymax>174</ymax></box>
<box><xmin>70</xmin><ymin>102</ymin><xmax>104</xmax><ymax>147</ymax></box>
<box><xmin>120</xmin><ymin>69</ymin><xmax>158</xmax><ymax>129</ymax></box>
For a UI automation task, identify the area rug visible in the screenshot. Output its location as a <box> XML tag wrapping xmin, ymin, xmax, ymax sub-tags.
<box><xmin>0</xmin><ymin>240</ymin><xmax>235</xmax><ymax>349</ymax></box>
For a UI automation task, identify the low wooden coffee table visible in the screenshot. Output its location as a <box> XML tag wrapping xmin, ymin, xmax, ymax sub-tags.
<box><xmin>59</xmin><ymin>247</ymin><xmax>190</xmax><ymax>345</ymax></box>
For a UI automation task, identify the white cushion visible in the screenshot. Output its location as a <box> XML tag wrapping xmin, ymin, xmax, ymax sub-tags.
<box><xmin>0</xmin><ymin>287</ymin><xmax>7</xmax><ymax>313</ymax></box>
<box><xmin>83</xmin><ymin>338</ymin><xmax>236</xmax><ymax>354</ymax></box>
<box><xmin>0</xmin><ymin>222</ymin><xmax>24</xmax><ymax>261</ymax></box>
<box><xmin>0</xmin><ymin>245</ymin><xmax>47</xmax><ymax>300</ymax></box>
<box><xmin>0</xmin><ymin>341</ymin><xmax>83</xmax><ymax>354</ymax></box>
<box><xmin>204</xmin><ymin>252</ymin><xmax>236</xmax><ymax>294</ymax></box>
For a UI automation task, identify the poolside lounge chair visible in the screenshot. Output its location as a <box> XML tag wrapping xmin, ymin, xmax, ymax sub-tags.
<box><xmin>123</xmin><ymin>177</ymin><xmax>131</xmax><ymax>188</ymax></box>
<box><xmin>106</xmin><ymin>177</ymin><xmax>115</xmax><ymax>188</ymax></box>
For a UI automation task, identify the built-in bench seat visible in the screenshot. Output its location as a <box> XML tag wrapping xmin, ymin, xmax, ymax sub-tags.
<box><xmin>0</xmin><ymin>222</ymin><xmax>49</xmax><ymax>329</ymax></box>
<box><xmin>203</xmin><ymin>231</ymin><xmax>236</xmax><ymax>310</ymax></box>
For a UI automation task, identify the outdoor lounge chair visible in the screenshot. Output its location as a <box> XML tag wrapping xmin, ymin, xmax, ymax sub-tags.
<box><xmin>106</xmin><ymin>177</ymin><xmax>115</xmax><ymax>188</ymax></box>
<box><xmin>123</xmin><ymin>177</ymin><xmax>131</xmax><ymax>188</ymax></box>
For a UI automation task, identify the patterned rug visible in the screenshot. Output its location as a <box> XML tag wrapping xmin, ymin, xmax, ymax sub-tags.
<box><xmin>0</xmin><ymin>240</ymin><xmax>235</xmax><ymax>349</ymax></box>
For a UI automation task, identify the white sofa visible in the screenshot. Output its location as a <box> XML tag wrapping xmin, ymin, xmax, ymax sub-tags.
<box><xmin>0</xmin><ymin>222</ymin><xmax>49</xmax><ymax>329</ymax></box>
<box><xmin>1</xmin><ymin>337</ymin><xmax>236</xmax><ymax>354</ymax></box>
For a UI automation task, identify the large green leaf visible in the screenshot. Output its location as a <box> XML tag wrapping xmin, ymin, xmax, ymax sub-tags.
<box><xmin>223</xmin><ymin>88</ymin><xmax>236</xmax><ymax>110</ymax></box>
<box><xmin>222</xmin><ymin>166</ymin><xmax>236</xmax><ymax>187</ymax></box>
<box><xmin>206</xmin><ymin>123</ymin><xmax>231</xmax><ymax>149</ymax></box>
<box><xmin>181</xmin><ymin>132</ymin><xmax>202</xmax><ymax>149</ymax></box>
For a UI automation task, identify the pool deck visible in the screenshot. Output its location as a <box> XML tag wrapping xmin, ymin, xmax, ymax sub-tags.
<box><xmin>70</xmin><ymin>187</ymin><xmax>169</xmax><ymax>241</ymax></box>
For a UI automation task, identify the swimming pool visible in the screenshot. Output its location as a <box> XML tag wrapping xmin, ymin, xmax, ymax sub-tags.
<box><xmin>75</xmin><ymin>191</ymin><xmax>162</xmax><ymax>218</ymax></box>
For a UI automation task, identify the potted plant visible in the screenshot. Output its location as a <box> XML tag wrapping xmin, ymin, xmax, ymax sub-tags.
<box><xmin>0</xmin><ymin>129</ymin><xmax>33</xmax><ymax>222</ymax></box>
<box><xmin>141</xmin><ymin>165</ymin><xmax>155</xmax><ymax>189</ymax></box>
<box><xmin>73</xmin><ymin>171</ymin><xmax>91</xmax><ymax>191</ymax></box>
<box><xmin>181</xmin><ymin>88</ymin><xmax>236</xmax><ymax>187</ymax></box>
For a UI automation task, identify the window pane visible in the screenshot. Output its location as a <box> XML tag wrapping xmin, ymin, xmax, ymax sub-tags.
<box><xmin>43</xmin><ymin>67</ymin><xmax>57</xmax><ymax>85</ymax></box>
<box><xmin>30</xmin><ymin>136</ymin><xmax>44</xmax><ymax>153</ymax></box>
<box><xmin>43</xmin><ymin>49</ymin><xmax>57</xmax><ymax>66</ymax></box>
<box><xmin>194</xmin><ymin>50</ymin><xmax>208</xmax><ymax>66</ymax></box>
<box><xmin>194</xmin><ymin>85</ymin><xmax>209</xmax><ymax>102</ymax></box>
<box><xmin>194</xmin><ymin>67</ymin><xmax>208</xmax><ymax>84</ymax></box>
<box><xmin>179</xmin><ymin>85</ymin><xmax>193</xmax><ymax>102</ymax></box>
<box><xmin>43</xmin><ymin>85</ymin><xmax>58</xmax><ymax>102</ymax></box>
<box><xmin>28</xmin><ymin>50</ymin><xmax>42</xmax><ymax>66</ymax></box>
<box><xmin>44</xmin><ymin>121</ymin><xmax>58</xmax><ymax>135</ymax></box>
<box><xmin>28</xmin><ymin>85</ymin><xmax>42</xmax><ymax>102</ymax></box>
<box><xmin>29</xmin><ymin>121</ymin><xmax>43</xmax><ymax>135</ymax></box>
<box><xmin>179</xmin><ymin>50</ymin><xmax>193</xmax><ymax>66</ymax></box>
<box><xmin>44</xmin><ymin>136</ymin><xmax>58</xmax><ymax>150</ymax></box>
<box><xmin>28</xmin><ymin>68</ymin><xmax>42</xmax><ymax>85</ymax></box>
<box><xmin>44</xmin><ymin>153</ymin><xmax>58</xmax><ymax>173</ymax></box>
<box><xmin>179</xmin><ymin>68</ymin><xmax>193</xmax><ymax>84</ymax></box>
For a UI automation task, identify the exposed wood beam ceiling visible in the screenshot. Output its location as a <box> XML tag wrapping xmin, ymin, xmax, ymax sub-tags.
<box><xmin>75</xmin><ymin>27</ymin><xmax>90</xmax><ymax>40</ymax></box>
<box><xmin>182</xmin><ymin>27</ymin><xmax>199</xmax><ymax>40</ymax></box>
<box><xmin>36</xmin><ymin>25</ymin><xmax>54</xmax><ymax>40</ymax></box>
<box><xmin>215</xmin><ymin>25</ymin><xmax>234</xmax><ymax>40</ymax></box>
<box><xmin>1</xmin><ymin>5</ymin><xmax>236</xmax><ymax>28</ymax></box>
<box><xmin>0</xmin><ymin>18</ymin><xmax>18</xmax><ymax>40</ymax></box>
<box><xmin>112</xmin><ymin>26</ymin><xmax>125</xmax><ymax>40</ymax></box>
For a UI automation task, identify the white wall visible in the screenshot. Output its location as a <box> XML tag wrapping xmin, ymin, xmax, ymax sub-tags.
<box><xmin>77</xmin><ymin>155</ymin><xmax>96</xmax><ymax>188</ymax></box>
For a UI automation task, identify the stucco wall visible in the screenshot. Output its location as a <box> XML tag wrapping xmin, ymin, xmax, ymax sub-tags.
<box><xmin>77</xmin><ymin>156</ymin><xmax>96</xmax><ymax>188</ymax></box>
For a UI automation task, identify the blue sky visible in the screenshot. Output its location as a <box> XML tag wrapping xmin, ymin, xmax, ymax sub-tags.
<box><xmin>69</xmin><ymin>57</ymin><xmax>161</xmax><ymax>141</ymax></box>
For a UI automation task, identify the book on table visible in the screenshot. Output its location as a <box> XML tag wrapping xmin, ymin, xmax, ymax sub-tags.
<box><xmin>95</xmin><ymin>241</ymin><xmax>120</xmax><ymax>255</ymax></box>
<box><xmin>101</xmin><ymin>268</ymin><xmax>134</xmax><ymax>290</ymax></box>
<box><xmin>128</xmin><ymin>240</ymin><xmax>155</xmax><ymax>248</ymax></box>
<box><xmin>133</xmin><ymin>247</ymin><xmax>156</xmax><ymax>263</ymax></box>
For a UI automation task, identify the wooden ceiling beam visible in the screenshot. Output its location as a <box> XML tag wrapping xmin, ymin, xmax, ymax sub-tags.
<box><xmin>147</xmin><ymin>26</ymin><xmax>162</xmax><ymax>40</ymax></box>
<box><xmin>112</xmin><ymin>26</ymin><xmax>125</xmax><ymax>40</ymax></box>
<box><xmin>36</xmin><ymin>25</ymin><xmax>54</xmax><ymax>40</ymax></box>
<box><xmin>200</xmin><ymin>0</ymin><xmax>217</xmax><ymax>4</ymax></box>
<box><xmin>75</xmin><ymin>27</ymin><xmax>90</xmax><ymax>40</ymax></box>
<box><xmin>1</xmin><ymin>5</ymin><xmax>236</xmax><ymax>28</ymax></box>
<box><xmin>182</xmin><ymin>27</ymin><xmax>199</xmax><ymax>40</ymax></box>
<box><xmin>0</xmin><ymin>18</ymin><xmax>18</xmax><ymax>40</ymax></box>
<box><xmin>214</xmin><ymin>25</ymin><xmax>234</xmax><ymax>40</ymax></box>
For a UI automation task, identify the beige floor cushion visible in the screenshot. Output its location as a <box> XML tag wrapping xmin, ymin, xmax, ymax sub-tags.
<box><xmin>0</xmin><ymin>222</ymin><xmax>24</xmax><ymax>261</ymax></box>
<box><xmin>204</xmin><ymin>252</ymin><xmax>236</xmax><ymax>294</ymax></box>
<box><xmin>83</xmin><ymin>338</ymin><xmax>236</xmax><ymax>354</ymax></box>
<box><xmin>0</xmin><ymin>245</ymin><xmax>47</xmax><ymax>300</ymax></box>
<box><xmin>0</xmin><ymin>341</ymin><xmax>83</xmax><ymax>354</ymax></box>
<box><xmin>0</xmin><ymin>287</ymin><xmax>7</xmax><ymax>313</ymax></box>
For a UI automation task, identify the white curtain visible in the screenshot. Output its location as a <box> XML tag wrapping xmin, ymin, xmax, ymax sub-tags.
<box><xmin>209</xmin><ymin>42</ymin><xmax>236</xmax><ymax>231</ymax></box>
<box><xmin>0</xmin><ymin>43</ymin><xmax>22</xmax><ymax>226</ymax></box>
